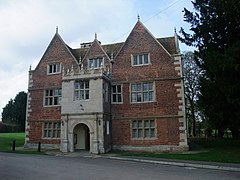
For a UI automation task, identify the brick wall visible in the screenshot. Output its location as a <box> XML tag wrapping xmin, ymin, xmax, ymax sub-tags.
<box><xmin>26</xmin><ymin>33</ymin><xmax>77</xmax><ymax>145</ymax></box>
<box><xmin>111</xmin><ymin>21</ymin><xmax>182</xmax><ymax>148</ymax></box>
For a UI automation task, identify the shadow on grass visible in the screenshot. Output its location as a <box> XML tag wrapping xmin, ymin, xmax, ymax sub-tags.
<box><xmin>112</xmin><ymin>138</ymin><xmax>240</xmax><ymax>164</ymax></box>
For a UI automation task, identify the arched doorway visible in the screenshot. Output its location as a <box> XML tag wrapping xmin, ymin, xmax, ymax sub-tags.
<box><xmin>73</xmin><ymin>123</ymin><xmax>90</xmax><ymax>151</ymax></box>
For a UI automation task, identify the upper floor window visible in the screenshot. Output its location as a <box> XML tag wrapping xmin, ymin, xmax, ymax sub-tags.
<box><xmin>131</xmin><ymin>82</ymin><xmax>154</xmax><ymax>103</ymax></box>
<box><xmin>74</xmin><ymin>80</ymin><xmax>89</xmax><ymax>100</ymax></box>
<box><xmin>132</xmin><ymin>53</ymin><xmax>150</xmax><ymax>66</ymax></box>
<box><xmin>112</xmin><ymin>84</ymin><xmax>122</xmax><ymax>103</ymax></box>
<box><xmin>44</xmin><ymin>89</ymin><xmax>62</xmax><ymax>106</ymax></box>
<box><xmin>88</xmin><ymin>57</ymin><xmax>103</xmax><ymax>69</ymax></box>
<box><xmin>47</xmin><ymin>63</ymin><xmax>61</xmax><ymax>74</ymax></box>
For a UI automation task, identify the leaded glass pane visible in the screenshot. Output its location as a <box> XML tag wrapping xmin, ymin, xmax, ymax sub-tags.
<box><xmin>132</xmin><ymin>121</ymin><xmax>137</xmax><ymax>128</ymax></box>
<box><xmin>143</xmin><ymin>83</ymin><xmax>148</xmax><ymax>91</ymax></box>
<box><xmin>112</xmin><ymin>85</ymin><xmax>116</xmax><ymax>93</ymax></box>
<box><xmin>138</xmin><ymin>129</ymin><xmax>143</xmax><ymax>138</ymax></box>
<box><xmin>139</xmin><ymin>55</ymin><xmax>143</xmax><ymax>64</ymax></box>
<box><xmin>137</xmin><ymin>92</ymin><xmax>142</xmax><ymax>102</ymax></box>
<box><xmin>149</xmin><ymin>82</ymin><xmax>153</xmax><ymax>90</ymax></box>
<box><xmin>144</xmin><ymin>129</ymin><xmax>150</xmax><ymax>138</ymax></box>
<box><xmin>117</xmin><ymin>85</ymin><xmax>121</xmax><ymax>93</ymax></box>
<box><xmin>131</xmin><ymin>93</ymin><xmax>136</xmax><ymax>102</ymax></box>
<box><xmin>132</xmin><ymin>129</ymin><xmax>137</xmax><ymax>138</ymax></box>
<box><xmin>117</xmin><ymin>95</ymin><xmax>122</xmax><ymax>102</ymax></box>
<box><xmin>133</xmin><ymin>55</ymin><xmax>138</xmax><ymax>65</ymax></box>
<box><xmin>138</xmin><ymin>121</ymin><xmax>142</xmax><ymax>128</ymax></box>
<box><xmin>150</xmin><ymin>120</ymin><xmax>155</xmax><ymax>128</ymax></box>
<box><xmin>144</xmin><ymin>54</ymin><xmax>148</xmax><ymax>64</ymax></box>
<box><xmin>85</xmin><ymin>81</ymin><xmax>89</xmax><ymax>89</ymax></box>
<box><xmin>85</xmin><ymin>90</ymin><xmax>89</xmax><ymax>99</ymax></box>
<box><xmin>131</xmin><ymin>84</ymin><xmax>136</xmax><ymax>91</ymax></box>
<box><xmin>137</xmin><ymin>83</ymin><xmax>142</xmax><ymax>91</ymax></box>
<box><xmin>143</xmin><ymin>92</ymin><xmax>148</xmax><ymax>102</ymax></box>
<box><xmin>144</xmin><ymin>120</ymin><xmax>150</xmax><ymax>128</ymax></box>
<box><xmin>149</xmin><ymin>91</ymin><xmax>153</xmax><ymax>101</ymax></box>
<box><xmin>150</xmin><ymin>129</ymin><xmax>155</xmax><ymax>137</ymax></box>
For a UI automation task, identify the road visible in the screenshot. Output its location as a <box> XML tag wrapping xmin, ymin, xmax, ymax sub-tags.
<box><xmin>0</xmin><ymin>152</ymin><xmax>239</xmax><ymax>180</ymax></box>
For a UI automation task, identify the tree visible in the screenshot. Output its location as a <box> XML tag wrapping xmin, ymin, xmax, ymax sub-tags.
<box><xmin>1</xmin><ymin>91</ymin><xmax>27</xmax><ymax>131</ymax></box>
<box><xmin>182</xmin><ymin>51</ymin><xmax>202</xmax><ymax>137</ymax></box>
<box><xmin>180</xmin><ymin>0</ymin><xmax>240</xmax><ymax>138</ymax></box>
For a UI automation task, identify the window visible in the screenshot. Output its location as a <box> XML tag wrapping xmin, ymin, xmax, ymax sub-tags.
<box><xmin>74</xmin><ymin>80</ymin><xmax>90</xmax><ymax>100</ymax></box>
<box><xmin>43</xmin><ymin>122</ymin><xmax>61</xmax><ymax>138</ymax></box>
<box><xmin>112</xmin><ymin>85</ymin><xmax>122</xmax><ymax>103</ymax></box>
<box><xmin>48</xmin><ymin>63</ymin><xmax>61</xmax><ymax>74</ymax></box>
<box><xmin>131</xmin><ymin>82</ymin><xmax>154</xmax><ymax>103</ymax></box>
<box><xmin>132</xmin><ymin>120</ymin><xmax>155</xmax><ymax>139</ymax></box>
<box><xmin>44</xmin><ymin>89</ymin><xmax>62</xmax><ymax>106</ymax></box>
<box><xmin>132</xmin><ymin>53</ymin><xmax>149</xmax><ymax>66</ymax></box>
<box><xmin>88</xmin><ymin>57</ymin><xmax>103</xmax><ymax>69</ymax></box>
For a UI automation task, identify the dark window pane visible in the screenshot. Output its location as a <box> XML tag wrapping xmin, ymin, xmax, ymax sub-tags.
<box><xmin>112</xmin><ymin>85</ymin><xmax>116</xmax><ymax>93</ymax></box>
<box><xmin>139</xmin><ymin>55</ymin><xmax>143</xmax><ymax>64</ymax></box>
<box><xmin>117</xmin><ymin>95</ymin><xmax>122</xmax><ymax>102</ymax></box>
<box><xmin>133</xmin><ymin>55</ymin><xmax>138</xmax><ymax>65</ymax></box>
<box><xmin>144</xmin><ymin>54</ymin><xmax>148</xmax><ymax>64</ymax></box>
<box><xmin>117</xmin><ymin>85</ymin><xmax>121</xmax><ymax>93</ymax></box>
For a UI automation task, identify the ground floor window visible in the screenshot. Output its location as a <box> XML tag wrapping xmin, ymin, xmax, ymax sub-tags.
<box><xmin>43</xmin><ymin>121</ymin><xmax>61</xmax><ymax>138</ymax></box>
<box><xmin>132</xmin><ymin>119</ymin><xmax>156</xmax><ymax>139</ymax></box>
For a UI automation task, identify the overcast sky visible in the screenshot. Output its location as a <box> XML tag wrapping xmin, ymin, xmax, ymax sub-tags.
<box><xmin>0</xmin><ymin>0</ymin><xmax>194</xmax><ymax>118</ymax></box>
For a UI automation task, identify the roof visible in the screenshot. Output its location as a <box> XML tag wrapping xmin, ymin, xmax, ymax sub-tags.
<box><xmin>67</xmin><ymin>36</ymin><xmax>178</xmax><ymax>61</ymax></box>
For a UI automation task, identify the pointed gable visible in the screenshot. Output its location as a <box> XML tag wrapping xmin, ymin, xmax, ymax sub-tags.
<box><xmin>116</xmin><ymin>20</ymin><xmax>171</xmax><ymax>60</ymax></box>
<box><xmin>32</xmin><ymin>31</ymin><xmax>79</xmax><ymax>88</ymax></box>
<box><xmin>34</xmin><ymin>32</ymin><xmax>78</xmax><ymax>73</ymax></box>
<box><xmin>82</xmin><ymin>37</ymin><xmax>111</xmax><ymax>70</ymax></box>
<box><xmin>113</xmin><ymin>20</ymin><xmax>177</xmax><ymax>82</ymax></box>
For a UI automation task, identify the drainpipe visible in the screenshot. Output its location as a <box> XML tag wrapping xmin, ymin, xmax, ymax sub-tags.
<box><xmin>109</xmin><ymin>53</ymin><xmax>114</xmax><ymax>151</ymax></box>
<box><xmin>95</xmin><ymin>112</ymin><xmax>99</xmax><ymax>154</ymax></box>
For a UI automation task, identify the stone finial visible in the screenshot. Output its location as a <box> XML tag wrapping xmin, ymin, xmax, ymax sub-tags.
<box><xmin>95</xmin><ymin>32</ymin><xmax>97</xmax><ymax>40</ymax></box>
<box><xmin>137</xmin><ymin>14</ymin><xmax>140</xmax><ymax>21</ymax></box>
<box><xmin>29</xmin><ymin>65</ymin><xmax>32</xmax><ymax>71</ymax></box>
<box><xmin>56</xmin><ymin>26</ymin><xmax>58</xmax><ymax>33</ymax></box>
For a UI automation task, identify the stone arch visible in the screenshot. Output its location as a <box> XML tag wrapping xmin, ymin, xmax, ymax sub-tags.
<box><xmin>70</xmin><ymin>120</ymin><xmax>94</xmax><ymax>134</ymax></box>
<box><xmin>69</xmin><ymin>120</ymin><xmax>95</xmax><ymax>152</ymax></box>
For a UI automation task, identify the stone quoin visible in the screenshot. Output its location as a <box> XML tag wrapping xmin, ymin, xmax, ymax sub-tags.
<box><xmin>25</xmin><ymin>19</ymin><xmax>188</xmax><ymax>154</ymax></box>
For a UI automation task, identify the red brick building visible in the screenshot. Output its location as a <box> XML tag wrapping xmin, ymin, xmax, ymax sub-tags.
<box><xmin>25</xmin><ymin>20</ymin><xmax>188</xmax><ymax>153</ymax></box>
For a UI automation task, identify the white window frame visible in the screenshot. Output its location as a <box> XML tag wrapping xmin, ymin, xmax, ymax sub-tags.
<box><xmin>43</xmin><ymin>121</ymin><xmax>61</xmax><ymax>139</ymax></box>
<box><xmin>47</xmin><ymin>63</ymin><xmax>61</xmax><ymax>75</ymax></box>
<box><xmin>74</xmin><ymin>80</ymin><xmax>90</xmax><ymax>100</ymax></box>
<box><xmin>88</xmin><ymin>57</ymin><xmax>104</xmax><ymax>69</ymax></box>
<box><xmin>131</xmin><ymin>119</ymin><xmax>156</xmax><ymax>139</ymax></box>
<box><xmin>130</xmin><ymin>82</ymin><xmax>154</xmax><ymax>103</ymax></box>
<box><xmin>131</xmin><ymin>53</ymin><xmax>150</xmax><ymax>66</ymax></box>
<box><xmin>112</xmin><ymin>84</ymin><xmax>123</xmax><ymax>104</ymax></box>
<box><xmin>44</xmin><ymin>89</ymin><xmax>62</xmax><ymax>106</ymax></box>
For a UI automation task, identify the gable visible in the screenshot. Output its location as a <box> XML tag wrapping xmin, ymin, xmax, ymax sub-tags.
<box><xmin>115</xmin><ymin>21</ymin><xmax>172</xmax><ymax>61</ymax></box>
<box><xmin>81</xmin><ymin>39</ymin><xmax>111</xmax><ymax>70</ymax></box>
<box><xmin>34</xmin><ymin>32</ymin><xmax>78</xmax><ymax>74</ymax></box>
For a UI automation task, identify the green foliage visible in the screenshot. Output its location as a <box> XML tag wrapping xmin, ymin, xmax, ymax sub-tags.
<box><xmin>180</xmin><ymin>0</ymin><xmax>240</xmax><ymax>138</ymax></box>
<box><xmin>2</xmin><ymin>91</ymin><xmax>27</xmax><ymax>132</ymax></box>
<box><xmin>182</xmin><ymin>51</ymin><xmax>202</xmax><ymax>137</ymax></box>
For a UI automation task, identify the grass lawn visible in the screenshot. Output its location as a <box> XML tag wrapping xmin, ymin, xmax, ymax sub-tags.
<box><xmin>116</xmin><ymin>138</ymin><xmax>240</xmax><ymax>164</ymax></box>
<box><xmin>0</xmin><ymin>132</ymin><xmax>44</xmax><ymax>154</ymax></box>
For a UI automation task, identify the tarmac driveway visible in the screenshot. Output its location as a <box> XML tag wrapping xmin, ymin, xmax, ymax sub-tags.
<box><xmin>0</xmin><ymin>152</ymin><xmax>239</xmax><ymax>180</ymax></box>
